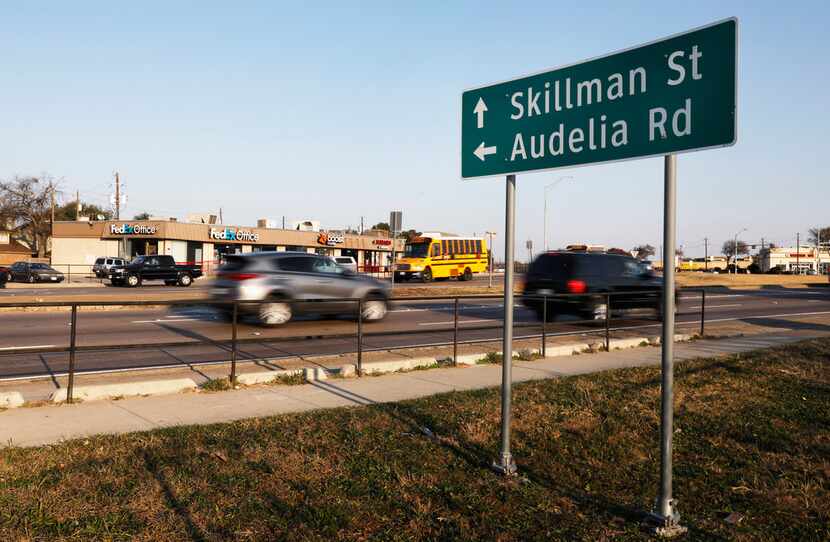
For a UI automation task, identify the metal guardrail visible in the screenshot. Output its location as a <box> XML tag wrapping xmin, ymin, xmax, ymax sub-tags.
<box><xmin>0</xmin><ymin>289</ymin><xmax>706</xmax><ymax>403</ymax></box>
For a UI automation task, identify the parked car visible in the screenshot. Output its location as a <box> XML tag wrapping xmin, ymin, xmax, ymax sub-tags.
<box><xmin>0</xmin><ymin>266</ymin><xmax>8</xmax><ymax>287</ymax></box>
<box><xmin>7</xmin><ymin>262</ymin><xmax>65</xmax><ymax>284</ymax></box>
<box><xmin>92</xmin><ymin>257</ymin><xmax>127</xmax><ymax>278</ymax></box>
<box><xmin>108</xmin><ymin>255</ymin><xmax>202</xmax><ymax>287</ymax></box>
<box><xmin>521</xmin><ymin>251</ymin><xmax>670</xmax><ymax>321</ymax></box>
<box><xmin>211</xmin><ymin>252</ymin><xmax>390</xmax><ymax>325</ymax></box>
<box><xmin>331</xmin><ymin>256</ymin><xmax>357</xmax><ymax>273</ymax></box>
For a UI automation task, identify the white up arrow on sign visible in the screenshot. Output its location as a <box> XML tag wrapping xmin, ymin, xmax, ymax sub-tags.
<box><xmin>473</xmin><ymin>97</ymin><xmax>488</xmax><ymax>129</ymax></box>
<box><xmin>473</xmin><ymin>142</ymin><xmax>497</xmax><ymax>161</ymax></box>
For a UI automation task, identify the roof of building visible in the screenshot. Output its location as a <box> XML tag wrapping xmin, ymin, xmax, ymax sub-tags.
<box><xmin>0</xmin><ymin>240</ymin><xmax>32</xmax><ymax>254</ymax></box>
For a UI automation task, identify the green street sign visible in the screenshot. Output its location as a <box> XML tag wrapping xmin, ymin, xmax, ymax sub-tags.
<box><xmin>461</xmin><ymin>18</ymin><xmax>737</xmax><ymax>178</ymax></box>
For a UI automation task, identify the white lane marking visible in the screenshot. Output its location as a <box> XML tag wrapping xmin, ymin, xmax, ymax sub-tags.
<box><xmin>613</xmin><ymin>310</ymin><xmax>830</xmax><ymax>333</ymax></box>
<box><xmin>0</xmin><ymin>344</ymin><xmax>56</xmax><ymax>351</ymax></box>
<box><xmin>418</xmin><ymin>319</ymin><xmax>496</xmax><ymax>326</ymax></box>
<box><xmin>686</xmin><ymin>303</ymin><xmax>743</xmax><ymax>310</ymax></box>
<box><xmin>131</xmin><ymin>318</ymin><xmax>200</xmax><ymax>324</ymax></box>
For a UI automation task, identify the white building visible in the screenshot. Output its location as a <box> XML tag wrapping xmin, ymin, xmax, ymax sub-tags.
<box><xmin>759</xmin><ymin>247</ymin><xmax>830</xmax><ymax>274</ymax></box>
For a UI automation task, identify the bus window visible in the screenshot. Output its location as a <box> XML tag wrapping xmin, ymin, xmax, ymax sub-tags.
<box><xmin>465</xmin><ymin>240</ymin><xmax>472</xmax><ymax>254</ymax></box>
<box><xmin>453</xmin><ymin>240</ymin><xmax>459</xmax><ymax>255</ymax></box>
<box><xmin>476</xmin><ymin>240</ymin><xmax>482</xmax><ymax>254</ymax></box>
<box><xmin>431</xmin><ymin>244</ymin><xmax>440</xmax><ymax>257</ymax></box>
<box><xmin>442</xmin><ymin>240</ymin><xmax>448</xmax><ymax>256</ymax></box>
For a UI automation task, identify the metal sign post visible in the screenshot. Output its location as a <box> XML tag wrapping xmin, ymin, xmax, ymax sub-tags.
<box><xmin>649</xmin><ymin>154</ymin><xmax>686</xmax><ymax>536</ymax></box>
<box><xmin>493</xmin><ymin>174</ymin><xmax>518</xmax><ymax>475</ymax></box>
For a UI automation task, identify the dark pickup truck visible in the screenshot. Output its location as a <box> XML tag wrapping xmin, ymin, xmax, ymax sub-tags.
<box><xmin>109</xmin><ymin>255</ymin><xmax>202</xmax><ymax>287</ymax></box>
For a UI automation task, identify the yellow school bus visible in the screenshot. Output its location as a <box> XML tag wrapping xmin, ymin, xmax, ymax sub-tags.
<box><xmin>395</xmin><ymin>233</ymin><xmax>489</xmax><ymax>282</ymax></box>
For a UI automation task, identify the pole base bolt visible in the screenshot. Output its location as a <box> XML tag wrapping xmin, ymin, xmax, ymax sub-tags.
<box><xmin>646</xmin><ymin>499</ymin><xmax>686</xmax><ymax>538</ymax></box>
<box><xmin>491</xmin><ymin>454</ymin><xmax>518</xmax><ymax>476</ymax></box>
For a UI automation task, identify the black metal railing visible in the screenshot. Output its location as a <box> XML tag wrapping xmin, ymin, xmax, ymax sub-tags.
<box><xmin>0</xmin><ymin>289</ymin><xmax>706</xmax><ymax>403</ymax></box>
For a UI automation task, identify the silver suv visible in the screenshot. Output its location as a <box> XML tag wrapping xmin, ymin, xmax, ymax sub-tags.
<box><xmin>211</xmin><ymin>252</ymin><xmax>391</xmax><ymax>325</ymax></box>
<box><xmin>93</xmin><ymin>257</ymin><xmax>126</xmax><ymax>278</ymax></box>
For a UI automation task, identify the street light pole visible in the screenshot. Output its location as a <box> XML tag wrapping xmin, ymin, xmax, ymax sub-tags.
<box><xmin>485</xmin><ymin>231</ymin><xmax>496</xmax><ymax>288</ymax></box>
<box><xmin>543</xmin><ymin>176</ymin><xmax>573</xmax><ymax>251</ymax></box>
<box><xmin>732</xmin><ymin>228</ymin><xmax>747</xmax><ymax>274</ymax></box>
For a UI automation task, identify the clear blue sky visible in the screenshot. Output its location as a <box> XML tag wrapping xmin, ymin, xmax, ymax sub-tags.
<box><xmin>3</xmin><ymin>1</ymin><xmax>828</xmax><ymax>259</ymax></box>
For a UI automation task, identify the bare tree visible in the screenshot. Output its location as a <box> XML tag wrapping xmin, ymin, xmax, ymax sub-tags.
<box><xmin>808</xmin><ymin>226</ymin><xmax>830</xmax><ymax>246</ymax></box>
<box><xmin>0</xmin><ymin>175</ymin><xmax>59</xmax><ymax>257</ymax></box>
<box><xmin>632</xmin><ymin>244</ymin><xmax>655</xmax><ymax>260</ymax></box>
<box><xmin>721</xmin><ymin>239</ymin><xmax>749</xmax><ymax>258</ymax></box>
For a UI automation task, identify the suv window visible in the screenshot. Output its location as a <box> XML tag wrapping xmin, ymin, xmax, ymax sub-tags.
<box><xmin>157</xmin><ymin>256</ymin><xmax>175</xmax><ymax>266</ymax></box>
<box><xmin>277</xmin><ymin>256</ymin><xmax>315</xmax><ymax>273</ymax></box>
<box><xmin>529</xmin><ymin>254</ymin><xmax>604</xmax><ymax>279</ymax></box>
<box><xmin>96</xmin><ymin>258</ymin><xmax>105</xmax><ymax>265</ymax></box>
<box><xmin>312</xmin><ymin>257</ymin><xmax>339</xmax><ymax>274</ymax></box>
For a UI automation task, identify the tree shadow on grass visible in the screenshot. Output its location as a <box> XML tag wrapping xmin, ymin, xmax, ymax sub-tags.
<box><xmin>308</xmin><ymin>379</ymin><xmax>721</xmax><ymax>538</ymax></box>
<box><xmin>142</xmin><ymin>450</ymin><xmax>208</xmax><ymax>542</ymax></box>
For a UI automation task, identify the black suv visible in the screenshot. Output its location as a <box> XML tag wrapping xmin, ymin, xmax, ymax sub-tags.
<box><xmin>522</xmin><ymin>251</ymin><xmax>666</xmax><ymax>321</ymax></box>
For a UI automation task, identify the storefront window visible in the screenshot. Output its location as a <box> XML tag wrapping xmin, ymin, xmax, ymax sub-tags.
<box><xmin>214</xmin><ymin>244</ymin><xmax>242</xmax><ymax>264</ymax></box>
<box><xmin>128</xmin><ymin>239</ymin><xmax>159</xmax><ymax>257</ymax></box>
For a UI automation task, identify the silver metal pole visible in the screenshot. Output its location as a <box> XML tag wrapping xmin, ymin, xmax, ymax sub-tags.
<box><xmin>494</xmin><ymin>174</ymin><xmax>517</xmax><ymax>476</ymax></box>
<box><xmin>543</xmin><ymin>192</ymin><xmax>548</xmax><ymax>252</ymax></box>
<box><xmin>652</xmin><ymin>154</ymin><xmax>685</xmax><ymax>535</ymax></box>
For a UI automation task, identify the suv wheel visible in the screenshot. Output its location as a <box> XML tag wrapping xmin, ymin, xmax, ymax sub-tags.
<box><xmin>258</xmin><ymin>301</ymin><xmax>292</xmax><ymax>326</ymax></box>
<box><xmin>126</xmin><ymin>274</ymin><xmax>141</xmax><ymax>287</ymax></box>
<box><xmin>361</xmin><ymin>297</ymin><xmax>388</xmax><ymax>321</ymax></box>
<box><xmin>28</xmin><ymin>274</ymin><xmax>36</xmax><ymax>284</ymax></box>
<box><xmin>178</xmin><ymin>274</ymin><xmax>192</xmax><ymax>287</ymax></box>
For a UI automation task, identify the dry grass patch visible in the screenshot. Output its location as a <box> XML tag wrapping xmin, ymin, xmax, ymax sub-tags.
<box><xmin>1</xmin><ymin>339</ymin><xmax>828</xmax><ymax>540</ymax></box>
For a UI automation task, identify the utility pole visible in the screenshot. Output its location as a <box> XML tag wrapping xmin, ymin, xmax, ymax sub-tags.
<box><xmin>114</xmin><ymin>172</ymin><xmax>121</xmax><ymax>220</ymax></box>
<box><xmin>360</xmin><ymin>216</ymin><xmax>364</xmax><ymax>235</ymax></box>
<box><xmin>282</xmin><ymin>216</ymin><xmax>285</xmax><ymax>229</ymax></box>
<box><xmin>704</xmin><ymin>237</ymin><xmax>709</xmax><ymax>271</ymax></box>
<box><xmin>219</xmin><ymin>207</ymin><xmax>223</xmax><ymax>225</ymax></box>
<box><xmin>815</xmin><ymin>228</ymin><xmax>820</xmax><ymax>274</ymax></box>
<box><xmin>50</xmin><ymin>188</ymin><xmax>56</xmax><ymax>257</ymax></box>
<box><xmin>76</xmin><ymin>190</ymin><xmax>81</xmax><ymax>220</ymax></box>
<box><xmin>795</xmin><ymin>233</ymin><xmax>802</xmax><ymax>272</ymax></box>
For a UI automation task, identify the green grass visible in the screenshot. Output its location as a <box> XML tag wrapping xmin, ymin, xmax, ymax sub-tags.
<box><xmin>1</xmin><ymin>339</ymin><xmax>829</xmax><ymax>541</ymax></box>
<box><xmin>270</xmin><ymin>372</ymin><xmax>306</xmax><ymax>386</ymax></box>
<box><xmin>199</xmin><ymin>378</ymin><xmax>231</xmax><ymax>392</ymax></box>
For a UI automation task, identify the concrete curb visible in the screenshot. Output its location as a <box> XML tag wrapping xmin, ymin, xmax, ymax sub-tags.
<box><xmin>0</xmin><ymin>392</ymin><xmax>25</xmax><ymax>409</ymax></box>
<box><xmin>361</xmin><ymin>357</ymin><xmax>438</xmax><ymax>375</ymax></box>
<box><xmin>50</xmin><ymin>378</ymin><xmax>197</xmax><ymax>403</ymax></box>
<box><xmin>235</xmin><ymin>369</ymin><xmax>303</xmax><ymax>386</ymax></box>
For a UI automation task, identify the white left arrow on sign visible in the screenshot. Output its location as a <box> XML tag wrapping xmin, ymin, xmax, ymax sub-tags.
<box><xmin>473</xmin><ymin>97</ymin><xmax>488</xmax><ymax>129</ymax></box>
<box><xmin>473</xmin><ymin>142</ymin><xmax>497</xmax><ymax>161</ymax></box>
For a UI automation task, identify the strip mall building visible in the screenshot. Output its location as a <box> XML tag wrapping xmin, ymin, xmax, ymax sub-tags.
<box><xmin>51</xmin><ymin>220</ymin><xmax>403</xmax><ymax>274</ymax></box>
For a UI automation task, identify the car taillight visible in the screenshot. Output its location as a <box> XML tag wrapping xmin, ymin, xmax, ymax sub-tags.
<box><xmin>566</xmin><ymin>279</ymin><xmax>587</xmax><ymax>294</ymax></box>
<box><xmin>224</xmin><ymin>272</ymin><xmax>260</xmax><ymax>281</ymax></box>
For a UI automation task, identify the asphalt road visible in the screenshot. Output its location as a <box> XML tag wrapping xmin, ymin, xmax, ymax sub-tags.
<box><xmin>0</xmin><ymin>273</ymin><xmax>504</xmax><ymax>298</ymax></box>
<box><xmin>1</xmin><ymin>287</ymin><xmax>828</xmax><ymax>380</ymax></box>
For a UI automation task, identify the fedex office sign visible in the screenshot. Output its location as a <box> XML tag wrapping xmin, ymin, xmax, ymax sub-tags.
<box><xmin>210</xmin><ymin>227</ymin><xmax>260</xmax><ymax>242</ymax></box>
<box><xmin>110</xmin><ymin>224</ymin><xmax>158</xmax><ymax>235</ymax></box>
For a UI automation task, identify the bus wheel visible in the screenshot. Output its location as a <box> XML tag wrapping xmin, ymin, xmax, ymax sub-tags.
<box><xmin>421</xmin><ymin>267</ymin><xmax>432</xmax><ymax>283</ymax></box>
<box><xmin>462</xmin><ymin>268</ymin><xmax>473</xmax><ymax>281</ymax></box>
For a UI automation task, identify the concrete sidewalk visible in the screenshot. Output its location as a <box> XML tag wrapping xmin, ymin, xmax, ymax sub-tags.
<box><xmin>0</xmin><ymin>331</ymin><xmax>825</xmax><ymax>448</ymax></box>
